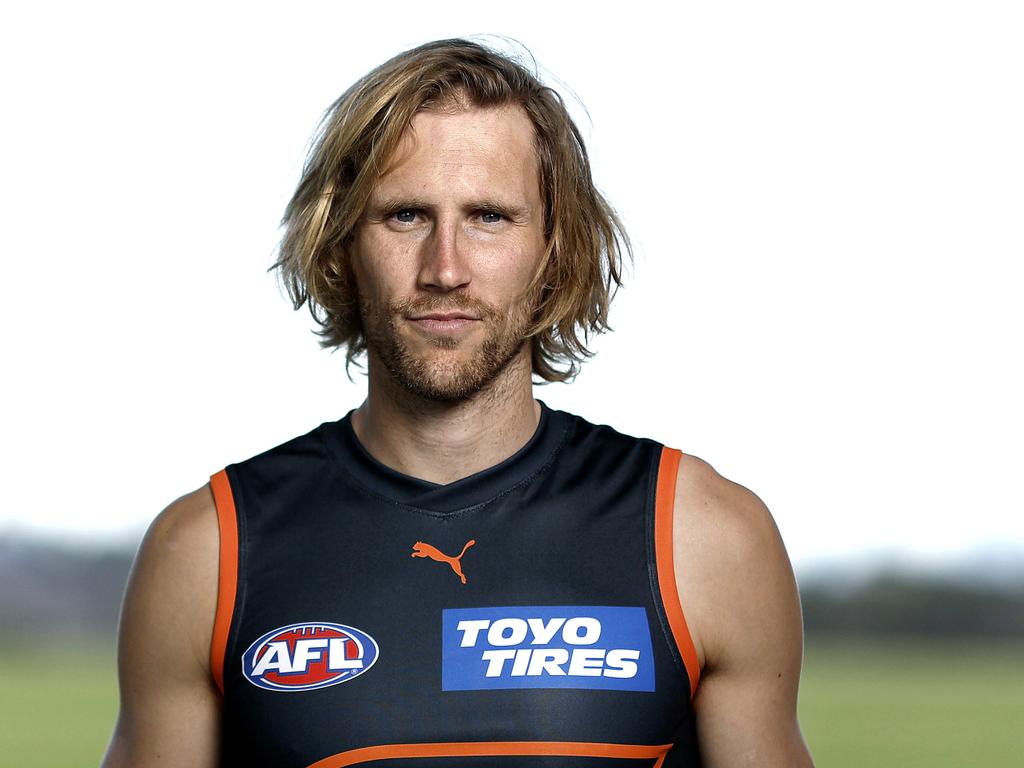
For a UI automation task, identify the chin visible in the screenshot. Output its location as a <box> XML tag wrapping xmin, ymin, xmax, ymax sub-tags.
<box><xmin>397</xmin><ymin>353</ymin><xmax>506</xmax><ymax>403</ymax></box>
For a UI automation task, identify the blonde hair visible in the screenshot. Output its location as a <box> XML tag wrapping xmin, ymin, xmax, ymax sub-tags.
<box><xmin>271</xmin><ymin>37</ymin><xmax>631</xmax><ymax>383</ymax></box>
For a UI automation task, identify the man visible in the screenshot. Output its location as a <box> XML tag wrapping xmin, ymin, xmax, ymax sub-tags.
<box><xmin>103</xmin><ymin>38</ymin><xmax>814</xmax><ymax>767</ymax></box>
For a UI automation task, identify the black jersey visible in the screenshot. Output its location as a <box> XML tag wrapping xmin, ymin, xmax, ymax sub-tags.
<box><xmin>208</xmin><ymin>399</ymin><xmax>703</xmax><ymax>767</ymax></box>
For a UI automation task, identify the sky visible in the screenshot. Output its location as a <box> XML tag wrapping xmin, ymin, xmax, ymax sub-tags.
<box><xmin>2</xmin><ymin>1</ymin><xmax>1021</xmax><ymax>569</ymax></box>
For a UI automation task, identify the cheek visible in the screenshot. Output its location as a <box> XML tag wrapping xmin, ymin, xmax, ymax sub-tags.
<box><xmin>501</xmin><ymin>236</ymin><xmax>545</xmax><ymax>287</ymax></box>
<box><xmin>352</xmin><ymin>234</ymin><xmax>412</xmax><ymax>301</ymax></box>
<box><xmin>471</xmin><ymin>236</ymin><xmax>544</xmax><ymax>301</ymax></box>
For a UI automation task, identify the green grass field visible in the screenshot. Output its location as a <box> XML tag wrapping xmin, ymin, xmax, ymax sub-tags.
<box><xmin>1</xmin><ymin>638</ymin><xmax>1021</xmax><ymax>766</ymax></box>
<box><xmin>0</xmin><ymin>640</ymin><xmax>120</xmax><ymax>767</ymax></box>
<box><xmin>800</xmin><ymin>638</ymin><xmax>1024</xmax><ymax>767</ymax></box>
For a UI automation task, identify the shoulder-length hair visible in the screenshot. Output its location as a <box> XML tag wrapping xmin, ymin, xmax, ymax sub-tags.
<box><xmin>271</xmin><ymin>37</ymin><xmax>631</xmax><ymax>383</ymax></box>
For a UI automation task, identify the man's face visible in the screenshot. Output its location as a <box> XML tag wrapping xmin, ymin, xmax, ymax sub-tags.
<box><xmin>350</xmin><ymin>103</ymin><xmax>547</xmax><ymax>403</ymax></box>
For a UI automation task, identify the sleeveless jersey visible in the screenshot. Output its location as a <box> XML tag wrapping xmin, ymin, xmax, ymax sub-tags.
<box><xmin>208</xmin><ymin>399</ymin><xmax>703</xmax><ymax>767</ymax></box>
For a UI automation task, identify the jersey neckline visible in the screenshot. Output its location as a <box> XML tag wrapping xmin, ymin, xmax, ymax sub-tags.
<box><xmin>323</xmin><ymin>398</ymin><xmax>570</xmax><ymax>514</ymax></box>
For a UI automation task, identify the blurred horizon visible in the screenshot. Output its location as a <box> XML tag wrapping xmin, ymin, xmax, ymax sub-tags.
<box><xmin>4</xmin><ymin>523</ymin><xmax>1023</xmax><ymax>580</ymax></box>
<box><xmin>5</xmin><ymin>526</ymin><xmax>1024</xmax><ymax>596</ymax></box>
<box><xmin>4</xmin><ymin>530</ymin><xmax>1023</xmax><ymax>649</ymax></box>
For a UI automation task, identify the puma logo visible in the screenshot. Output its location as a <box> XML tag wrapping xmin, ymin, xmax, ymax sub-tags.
<box><xmin>411</xmin><ymin>539</ymin><xmax>476</xmax><ymax>584</ymax></box>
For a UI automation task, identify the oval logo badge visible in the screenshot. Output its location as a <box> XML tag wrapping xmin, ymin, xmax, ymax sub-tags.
<box><xmin>242</xmin><ymin>622</ymin><xmax>379</xmax><ymax>692</ymax></box>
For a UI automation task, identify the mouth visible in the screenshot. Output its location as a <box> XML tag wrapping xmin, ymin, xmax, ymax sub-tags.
<box><xmin>408</xmin><ymin>311</ymin><xmax>480</xmax><ymax>321</ymax></box>
<box><xmin>406</xmin><ymin>312</ymin><xmax>481</xmax><ymax>336</ymax></box>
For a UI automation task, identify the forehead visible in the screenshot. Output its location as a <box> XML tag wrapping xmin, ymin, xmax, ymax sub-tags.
<box><xmin>372</xmin><ymin>104</ymin><xmax>541</xmax><ymax>204</ymax></box>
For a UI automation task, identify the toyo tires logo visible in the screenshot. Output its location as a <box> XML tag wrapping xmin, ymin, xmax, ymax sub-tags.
<box><xmin>442</xmin><ymin>605</ymin><xmax>655</xmax><ymax>692</ymax></box>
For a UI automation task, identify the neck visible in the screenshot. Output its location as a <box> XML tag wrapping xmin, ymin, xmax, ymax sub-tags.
<box><xmin>350</xmin><ymin>349</ymin><xmax>540</xmax><ymax>486</ymax></box>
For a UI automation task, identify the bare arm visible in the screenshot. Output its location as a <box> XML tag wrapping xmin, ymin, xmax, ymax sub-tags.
<box><xmin>102</xmin><ymin>484</ymin><xmax>222</xmax><ymax>767</ymax></box>
<box><xmin>674</xmin><ymin>455</ymin><xmax>814</xmax><ymax>767</ymax></box>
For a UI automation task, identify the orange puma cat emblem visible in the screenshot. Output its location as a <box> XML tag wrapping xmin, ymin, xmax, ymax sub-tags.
<box><xmin>411</xmin><ymin>539</ymin><xmax>476</xmax><ymax>584</ymax></box>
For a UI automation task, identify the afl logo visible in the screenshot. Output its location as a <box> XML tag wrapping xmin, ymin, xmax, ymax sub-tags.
<box><xmin>242</xmin><ymin>622</ymin><xmax>379</xmax><ymax>692</ymax></box>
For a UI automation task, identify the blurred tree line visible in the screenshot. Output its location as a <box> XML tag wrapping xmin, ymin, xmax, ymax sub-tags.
<box><xmin>1</xmin><ymin>534</ymin><xmax>1022</xmax><ymax>642</ymax></box>
<box><xmin>800</xmin><ymin>571</ymin><xmax>1024</xmax><ymax>639</ymax></box>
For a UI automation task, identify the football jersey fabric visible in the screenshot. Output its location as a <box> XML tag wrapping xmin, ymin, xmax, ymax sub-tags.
<box><xmin>208</xmin><ymin>399</ymin><xmax>703</xmax><ymax>767</ymax></box>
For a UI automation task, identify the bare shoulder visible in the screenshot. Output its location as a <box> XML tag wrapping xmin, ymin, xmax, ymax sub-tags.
<box><xmin>102</xmin><ymin>483</ymin><xmax>222</xmax><ymax>767</ymax></box>
<box><xmin>126</xmin><ymin>482</ymin><xmax>220</xmax><ymax>677</ymax></box>
<box><xmin>671</xmin><ymin>452</ymin><xmax>802</xmax><ymax>674</ymax></box>
<box><xmin>669</xmin><ymin>452</ymin><xmax>812</xmax><ymax>765</ymax></box>
<box><xmin>145</xmin><ymin>483</ymin><xmax>218</xmax><ymax>549</ymax></box>
<box><xmin>144</xmin><ymin>483</ymin><xmax>219</xmax><ymax>566</ymax></box>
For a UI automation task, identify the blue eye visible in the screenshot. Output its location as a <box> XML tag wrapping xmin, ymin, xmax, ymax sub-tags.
<box><xmin>393</xmin><ymin>209</ymin><xmax>417</xmax><ymax>223</ymax></box>
<box><xmin>480</xmin><ymin>211</ymin><xmax>503</xmax><ymax>223</ymax></box>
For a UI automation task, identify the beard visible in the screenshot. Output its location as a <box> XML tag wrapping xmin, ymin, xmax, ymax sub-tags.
<box><xmin>357</xmin><ymin>287</ymin><xmax>538</xmax><ymax>404</ymax></box>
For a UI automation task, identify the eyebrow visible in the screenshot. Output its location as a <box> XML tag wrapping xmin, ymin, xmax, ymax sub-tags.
<box><xmin>371</xmin><ymin>195</ymin><xmax>531</xmax><ymax>221</ymax></box>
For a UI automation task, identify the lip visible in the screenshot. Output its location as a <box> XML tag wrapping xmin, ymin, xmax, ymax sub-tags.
<box><xmin>407</xmin><ymin>315</ymin><xmax>480</xmax><ymax>336</ymax></box>
<box><xmin>408</xmin><ymin>312</ymin><xmax>480</xmax><ymax>321</ymax></box>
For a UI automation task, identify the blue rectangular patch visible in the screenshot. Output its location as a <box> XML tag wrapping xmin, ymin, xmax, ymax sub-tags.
<box><xmin>441</xmin><ymin>605</ymin><xmax>655</xmax><ymax>692</ymax></box>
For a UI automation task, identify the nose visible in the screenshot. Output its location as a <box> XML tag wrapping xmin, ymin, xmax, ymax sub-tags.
<box><xmin>417</xmin><ymin>216</ymin><xmax>471</xmax><ymax>292</ymax></box>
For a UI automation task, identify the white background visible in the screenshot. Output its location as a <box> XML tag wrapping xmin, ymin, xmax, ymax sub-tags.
<box><xmin>2</xmin><ymin>1</ymin><xmax>1021</xmax><ymax>570</ymax></box>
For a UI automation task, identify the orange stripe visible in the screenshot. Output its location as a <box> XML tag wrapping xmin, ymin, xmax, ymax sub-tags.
<box><xmin>305</xmin><ymin>740</ymin><xmax>674</xmax><ymax>768</ymax></box>
<box><xmin>654</xmin><ymin>446</ymin><xmax>701</xmax><ymax>698</ymax></box>
<box><xmin>209</xmin><ymin>468</ymin><xmax>239</xmax><ymax>695</ymax></box>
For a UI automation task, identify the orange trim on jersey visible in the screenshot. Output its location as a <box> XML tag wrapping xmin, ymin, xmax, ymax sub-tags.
<box><xmin>305</xmin><ymin>740</ymin><xmax>675</xmax><ymax>768</ymax></box>
<box><xmin>654</xmin><ymin>446</ymin><xmax>701</xmax><ymax>698</ymax></box>
<box><xmin>209</xmin><ymin>468</ymin><xmax>239</xmax><ymax>696</ymax></box>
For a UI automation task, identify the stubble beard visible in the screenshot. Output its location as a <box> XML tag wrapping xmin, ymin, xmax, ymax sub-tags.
<box><xmin>358</xmin><ymin>288</ymin><xmax>539</xmax><ymax>404</ymax></box>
